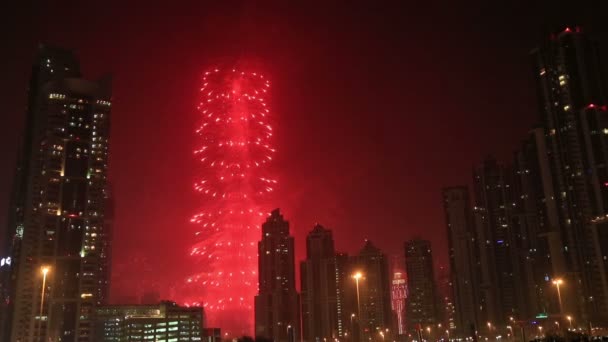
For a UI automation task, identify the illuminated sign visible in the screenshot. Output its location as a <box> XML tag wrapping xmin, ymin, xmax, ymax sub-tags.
<box><xmin>0</xmin><ymin>257</ymin><xmax>11</xmax><ymax>267</ymax></box>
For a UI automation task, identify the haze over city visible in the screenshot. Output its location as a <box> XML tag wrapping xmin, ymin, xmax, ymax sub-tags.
<box><xmin>1</xmin><ymin>1</ymin><xmax>608</xmax><ymax>341</ymax></box>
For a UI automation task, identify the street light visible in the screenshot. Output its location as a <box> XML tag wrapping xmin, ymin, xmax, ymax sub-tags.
<box><xmin>350</xmin><ymin>314</ymin><xmax>356</xmax><ymax>341</ymax></box>
<box><xmin>566</xmin><ymin>316</ymin><xmax>573</xmax><ymax>329</ymax></box>
<box><xmin>353</xmin><ymin>272</ymin><xmax>363</xmax><ymax>319</ymax></box>
<box><xmin>552</xmin><ymin>278</ymin><xmax>564</xmax><ymax>313</ymax></box>
<box><xmin>487</xmin><ymin>322</ymin><xmax>492</xmax><ymax>335</ymax></box>
<box><xmin>538</xmin><ymin>326</ymin><xmax>543</xmax><ymax>338</ymax></box>
<box><xmin>554</xmin><ymin>321</ymin><xmax>560</xmax><ymax>330</ymax></box>
<box><xmin>39</xmin><ymin>266</ymin><xmax>50</xmax><ymax>341</ymax></box>
<box><xmin>507</xmin><ymin>326</ymin><xmax>513</xmax><ymax>342</ymax></box>
<box><xmin>426</xmin><ymin>327</ymin><xmax>431</xmax><ymax>340</ymax></box>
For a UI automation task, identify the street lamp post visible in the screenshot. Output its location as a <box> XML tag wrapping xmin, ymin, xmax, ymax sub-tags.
<box><xmin>350</xmin><ymin>313</ymin><xmax>356</xmax><ymax>342</ymax></box>
<box><xmin>39</xmin><ymin>266</ymin><xmax>50</xmax><ymax>341</ymax></box>
<box><xmin>566</xmin><ymin>316</ymin><xmax>573</xmax><ymax>330</ymax></box>
<box><xmin>552</xmin><ymin>278</ymin><xmax>564</xmax><ymax>314</ymax></box>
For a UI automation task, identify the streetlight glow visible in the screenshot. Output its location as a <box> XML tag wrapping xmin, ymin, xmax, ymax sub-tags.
<box><xmin>552</xmin><ymin>278</ymin><xmax>564</xmax><ymax>313</ymax></box>
<box><xmin>39</xmin><ymin>265</ymin><xmax>51</xmax><ymax>340</ymax></box>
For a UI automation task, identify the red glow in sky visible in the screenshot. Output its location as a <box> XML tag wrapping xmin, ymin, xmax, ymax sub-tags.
<box><xmin>0</xmin><ymin>2</ymin><xmax>605</xmax><ymax>328</ymax></box>
<box><xmin>182</xmin><ymin>68</ymin><xmax>274</xmax><ymax>335</ymax></box>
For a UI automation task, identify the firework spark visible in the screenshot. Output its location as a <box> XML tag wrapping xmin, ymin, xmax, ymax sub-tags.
<box><xmin>184</xmin><ymin>68</ymin><xmax>275</xmax><ymax>336</ymax></box>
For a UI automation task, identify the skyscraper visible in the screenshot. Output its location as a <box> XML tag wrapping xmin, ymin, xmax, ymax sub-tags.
<box><xmin>3</xmin><ymin>45</ymin><xmax>112</xmax><ymax>342</ymax></box>
<box><xmin>349</xmin><ymin>240</ymin><xmax>392</xmax><ymax>341</ymax></box>
<box><xmin>442</xmin><ymin>187</ymin><xmax>480</xmax><ymax>335</ymax></box>
<box><xmin>255</xmin><ymin>209</ymin><xmax>300</xmax><ymax>342</ymax></box>
<box><xmin>301</xmin><ymin>224</ymin><xmax>345</xmax><ymax>342</ymax></box>
<box><xmin>404</xmin><ymin>239</ymin><xmax>437</xmax><ymax>331</ymax></box>
<box><xmin>473</xmin><ymin>157</ymin><xmax>527</xmax><ymax>323</ymax></box>
<box><xmin>532</xmin><ymin>26</ymin><xmax>608</xmax><ymax>324</ymax></box>
<box><xmin>0</xmin><ymin>45</ymin><xmax>82</xmax><ymax>340</ymax></box>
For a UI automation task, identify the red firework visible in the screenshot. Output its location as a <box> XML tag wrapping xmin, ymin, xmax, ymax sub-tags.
<box><xmin>186</xmin><ymin>68</ymin><xmax>275</xmax><ymax>335</ymax></box>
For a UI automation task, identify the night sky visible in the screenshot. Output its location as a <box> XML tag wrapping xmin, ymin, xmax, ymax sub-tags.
<box><xmin>1</xmin><ymin>1</ymin><xmax>607</xmax><ymax>301</ymax></box>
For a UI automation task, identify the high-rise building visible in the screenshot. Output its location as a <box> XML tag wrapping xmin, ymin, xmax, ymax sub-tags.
<box><xmin>348</xmin><ymin>240</ymin><xmax>392</xmax><ymax>340</ymax></box>
<box><xmin>442</xmin><ymin>187</ymin><xmax>480</xmax><ymax>335</ymax></box>
<box><xmin>531</xmin><ymin>26</ymin><xmax>608</xmax><ymax>324</ymax></box>
<box><xmin>1</xmin><ymin>45</ymin><xmax>112</xmax><ymax>341</ymax></box>
<box><xmin>473</xmin><ymin>157</ymin><xmax>529</xmax><ymax>324</ymax></box>
<box><xmin>390</xmin><ymin>272</ymin><xmax>407</xmax><ymax>335</ymax></box>
<box><xmin>301</xmin><ymin>224</ymin><xmax>346</xmax><ymax>342</ymax></box>
<box><xmin>436</xmin><ymin>265</ymin><xmax>456</xmax><ymax>332</ymax></box>
<box><xmin>93</xmin><ymin>301</ymin><xmax>203</xmax><ymax>341</ymax></box>
<box><xmin>334</xmin><ymin>252</ymin><xmax>350</xmax><ymax>340</ymax></box>
<box><xmin>0</xmin><ymin>45</ymin><xmax>83</xmax><ymax>340</ymax></box>
<box><xmin>404</xmin><ymin>239</ymin><xmax>437</xmax><ymax>331</ymax></box>
<box><xmin>254</xmin><ymin>209</ymin><xmax>300</xmax><ymax>342</ymax></box>
<box><xmin>511</xmin><ymin>131</ymin><xmax>556</xmax><ymax>318</ymax></box>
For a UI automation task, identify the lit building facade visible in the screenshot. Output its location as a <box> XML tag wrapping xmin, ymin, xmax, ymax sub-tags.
<box><xmin>254</xmin><ymin>209</ymin><xmax>300</xmax><ymax>342</ymax></box>
<box><xmin>94</xmin><ymin>301</ymin><xmax>203</xmax><ymax>341</ymax></box>
<box><xmin>4</xmin><ymin>45</ymin><xmax>113</xmax><ymax>341</ymax></box>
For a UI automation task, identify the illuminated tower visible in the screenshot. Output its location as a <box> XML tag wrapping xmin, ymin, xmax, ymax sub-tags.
<box><xmin>390</xmin><ymin>272</ymin><xmax>407</xmax><ymax>335</ymax></box>
<box><xmin>255</xmin><ymin>209</ymin><xmax>300</xmax><ymax>342</ymax></box>
<box><xmin>4</xmin><ymin>45</ymin><xmax>112</xmax><ymax>341</ymax></box>
<box><xmin>189</xmin><ymin>68</ymin><xmax>275</xmax><ymax>335</ymax></box>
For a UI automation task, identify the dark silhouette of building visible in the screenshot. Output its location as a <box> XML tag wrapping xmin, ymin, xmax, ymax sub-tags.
<box><xmin>301</xmin><ymin>224</ymin><xmax>347</xmax><ymax>342</ymax></box>
<box><xmin>442</xmin><ymin>187</ymin><xmax>481</xmax><ymax>335</ymax></box>
<box><xmin>1</xmin><ymin>45</ymin><xmax>112</xmax><ymax>341</ymax></box>
<box><xmin>254</xmin><ymin>209</ymin><xmax>300</xmax><ymax>342</ymax></box>
<box><xmin>531</xmin><ymin>26</ymin><xmax>608</xmax><ymax>324</ymax></box>
<box><xmin>511</xmin><ymin>132</ymin><xmax>553</xmax><ymax>319</ymax></box>
<box><xmin>473</xmin><ymin>157</ymin><xmax>529</xmax><ymax>324</ymax></box>
<box><xmin>94</xmin><ymin>301</ymin><xmax>203</xmax><ymax>341</ymax></box>
<box><xmin>348</xmin><ymin>240</ymin><xmax>392</xmax><ymax>341</ymax></box>
<box><xmin>405</xmin><ymin>239</ymin><xmax>437</xmax><ymax>331</ymax></box>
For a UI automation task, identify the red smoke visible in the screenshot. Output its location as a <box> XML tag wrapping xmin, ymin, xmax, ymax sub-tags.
<box><xmin>181</xmin><ymin>68</ymin><xmax>275</xmax><ymax>336</ymax></box>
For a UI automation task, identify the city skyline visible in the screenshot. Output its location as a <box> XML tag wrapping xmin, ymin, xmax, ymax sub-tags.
<box><xmin>1</xmin><ymin>2</ymin><xmax>608</xmax><ymax>340</ymax></box>
<box><xmin>2</xmin><ymin>6</ymin><xmax>607</xmax><ymax>301</ymax></box>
